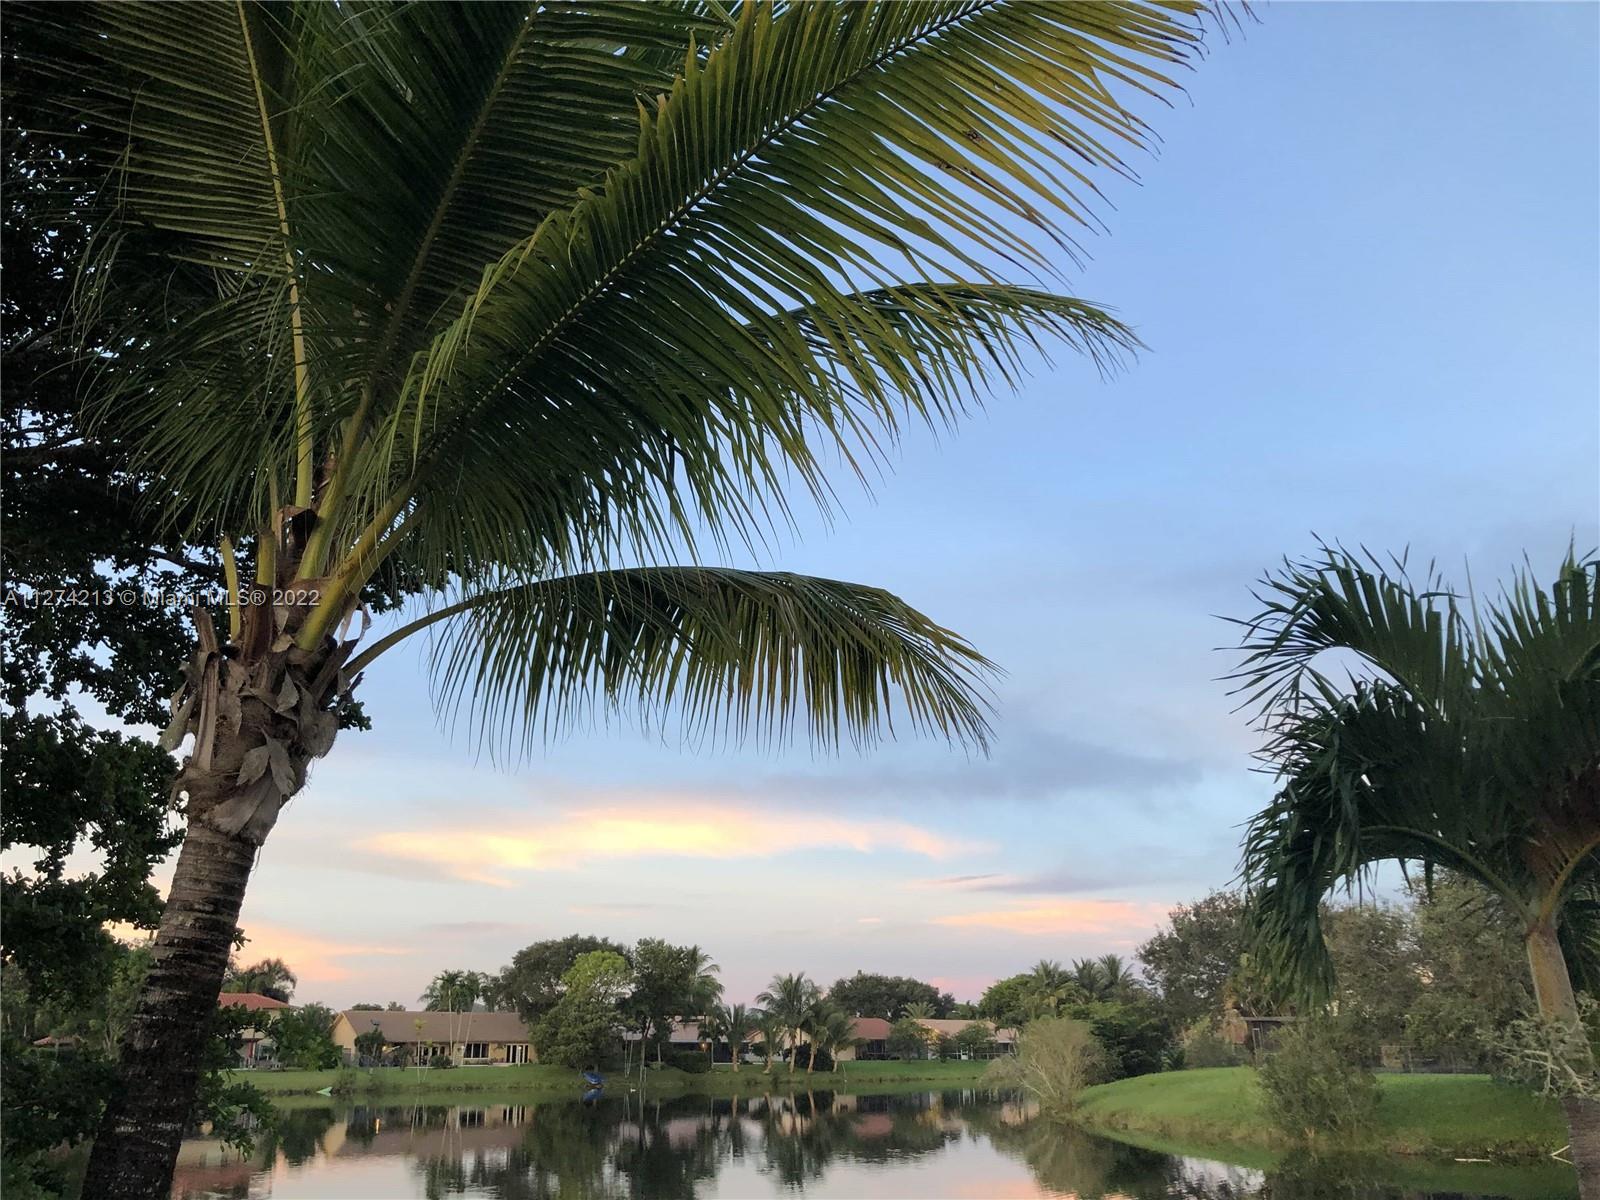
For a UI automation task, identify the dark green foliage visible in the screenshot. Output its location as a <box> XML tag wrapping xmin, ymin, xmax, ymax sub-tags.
<box><xmin>977</xmin><ymin>974</ymin><xmax>1038</xmax><ymax>1028</ymax></box>
<box><xmin>1061</xmin><ymin>999</ymin><xmax>1173</xmax><ymax>1080</ymax></box>
<box><xmin>826</xmin><ymin>972</ymin><xmax>954</xmax><ymax>1019</ymax></box>
<box><xmin>1137</xmin><ymin>890</ymin><xmax>1255</xmax><ymax>1026</ymax></box>
<box><xmin>498</xmin><ymin>935</ymin><xmax>631</xmax><ymax>1024</ymax></box>
<box><xmin>266</xmin><ymin>1003</ymin><xmax>341</xmax><ymax>1070</ymax></box>
<box><xmin>886</xmin><ymin>1019</ymin><xmax>931</xmax><ymax>1061</ymax></box>
<box><xmin>668</xmin><ymin>1051</ymin><xmax>711</xmax><ymax>1075</ymax></box>
<box><xmin>1255</xmin><ymin>1016</ymin><xmax>1381</xmax><ymax>1144</ymax></box>
<box><xmin>223</xmin><ymin>958</ymin><xmax>298</xmax><ymax>1003</ymax></box>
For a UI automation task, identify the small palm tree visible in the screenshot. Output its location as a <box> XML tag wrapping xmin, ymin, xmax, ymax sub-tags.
<box><xmin>707</xmin><ymin>1002</ymin><xmax>754</xmax><ymax>1073</ymax></box>
<box><xmin>24</xmin><ymin>4</ymin><xmax>1215</xmax><ymax>1193</ymax></box>
<box><xmin>901</xmin><ymin>1000</ymin><xmax>937</xmax><ymax>1021</ymax></box>
<box><xmin>1069</xmin><ymin>958</ymin><xmax>1108</xmax><ymax>1000</ymax></box>
<box><xmin>1233</xmin><ymin>548</ymin><xmax>1600</xmax><ymax>1179</ymax></box>
<box><xmin>1096</xmin><ymin>954</ymin><xmax>1138</xmax><ymax>998</ymax></box>
<box><xmin>758</xmin><ymin>974</ymin><xmax>820</xmax><ymax>1072</ymax></box>
<box><xmin>754</xmin><ymin>1011</ymin><xmax>786</xmax><ymax>1077</ymax></box>
<box><xmin>816</xmin><ymin>1008</ymin><xmax>862</xmax><ymax>1074</ymax></box>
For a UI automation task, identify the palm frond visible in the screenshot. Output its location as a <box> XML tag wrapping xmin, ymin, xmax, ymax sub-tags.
<box><xmin>383</xmin><ymin>566</ymin><xmax>995</xmax><ymax>758</ymax></box>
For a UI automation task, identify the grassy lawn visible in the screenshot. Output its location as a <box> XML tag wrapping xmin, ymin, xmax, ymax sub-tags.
<box><xmin>1073</xmin><ymin>1066</ymin><xmax>1570</xmax><ymax>1160</ymax></box>
<box><xmin>234</xmin><ymin>1057</ymin><xmax>990</xmax><ymax>1098</ymax></box>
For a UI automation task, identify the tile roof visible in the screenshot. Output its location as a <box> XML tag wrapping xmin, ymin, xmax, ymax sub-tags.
<box><xmin>849</xmin><ymin>1017</ymin><xmax>893</xmax><ymax>1040</ymax></box>
<box><xmin>216</xmin><ymin>992</ymin><xmax>289</xmax><ymax>1011</ymax></box>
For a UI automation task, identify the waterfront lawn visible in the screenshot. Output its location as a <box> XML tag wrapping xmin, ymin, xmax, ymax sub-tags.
<box><xmin>1073</xmin><ymin>1067</ymin><xmax>1569</xmax><ymax>1159</ymax></box>
<box><xmin>235</xmin><ymin>1057</ymin><xmax>990</xmax><ymax>1097</ymax></box>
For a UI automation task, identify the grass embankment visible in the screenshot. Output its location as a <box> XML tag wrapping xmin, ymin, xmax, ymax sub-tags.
<box><xmin>235</xmin><ymin>1058</ymin><xmax>989</xmax><ymax>1099</ymax></box>
<box><xmin>1073</xmin><ymin>1066</ymin><xmax>1569</xmax><ymax>1161</ymax></box>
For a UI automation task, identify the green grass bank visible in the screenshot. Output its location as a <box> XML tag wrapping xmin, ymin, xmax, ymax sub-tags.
<box><xmin>1073</xmin><ymin>1067</ymin><xmax>1569</xmax><ymax>1161</ymax></box>
<box><xmin>234</xmin><ymin>1058</ymin><xmax>990</xmax><ymax>1099</ymax></box>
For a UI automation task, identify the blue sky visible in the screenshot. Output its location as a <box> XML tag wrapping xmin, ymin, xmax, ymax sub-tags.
<box><xmin>219</xmin><ymin>3</ymin><xmax>1599</xmax><ymax>1007</ymax></box>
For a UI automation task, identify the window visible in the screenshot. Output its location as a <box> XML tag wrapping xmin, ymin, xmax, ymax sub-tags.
<box><xmin>463</xmin><ymin>1042</ymin><xmax>489</xmax><ymax>1060</ymax></box>
<box><xmin>505</xmin><ymin>1044</ymin><xmax>530</xmax><ymax>1065</ymax></box>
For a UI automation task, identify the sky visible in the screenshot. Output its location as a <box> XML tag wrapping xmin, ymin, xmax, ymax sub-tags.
<box><xmin>76</xmin><ymin>3</ymin><xmax>1600</xmax><ymax>1008</ymax></box>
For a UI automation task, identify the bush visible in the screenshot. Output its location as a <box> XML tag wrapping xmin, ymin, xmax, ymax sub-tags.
<box><xmin>668</xmin><ymin>1051</ymin><xmax>712</xmax><ymax>1074</ymax></box>
<box><xmin>1180</xmin><ymin>1017</ymin><xmax>1248</xmax><ymax>1069</ymax></box>
<box><xmin>1255</xmin><ymin>1016</ymin><xmax>1380</xmax><ymax>1144</ymax></box>
<box><xmin>983</xmin><ymin>1017</ymin><xmax>1107</xmax><ymax>1118</ymax></box>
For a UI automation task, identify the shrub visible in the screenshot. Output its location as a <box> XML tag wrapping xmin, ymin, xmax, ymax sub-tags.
<box><xmin>1180</xmin><ymin>1017</ymin><xmax>1247</xmax><ymax>1069</ymax></box>
<box><xmin>669</xmin><ymin>1051</ymin><xmax>712</xmax><ymax>1074</ymax></box>
<box><xmin>886</xmin><ymin>1018</ymin><xmax>932</xmax><ymax>1060</ymax></box>
<box><xmin>1255</xmin><ymin>1016</ymin><xmax>1380</xmax><ymax>1144</ymax></box>
<box><xmin>983</xmin><ymin>1017</ymin><xmax>1107</xmax><ymax>1118</ymax></box>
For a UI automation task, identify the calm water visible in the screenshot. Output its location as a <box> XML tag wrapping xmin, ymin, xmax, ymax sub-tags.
<box><xmin>169</xmin><ymin>1089</ymin><xmax>1577</xmax><ymax>1200</ymax></box>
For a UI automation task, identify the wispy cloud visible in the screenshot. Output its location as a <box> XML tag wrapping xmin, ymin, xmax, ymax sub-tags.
<box><xmin>933</xmin><ymin>899</ymin><xmax>1168</xmax><ymax>937</ymax></box>
<box><xmin>359</xmin><ymin>802</ymin><xmax>980</xmax><ymax>887</ymax></box>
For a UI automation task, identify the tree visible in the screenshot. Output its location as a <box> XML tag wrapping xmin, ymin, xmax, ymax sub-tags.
<box><xmin>265</xmin><ymin>1003</ymin><xmax>340</xmax><ymax>1071</ymax></box>
<box><xmin>498</xmin><ymin>936</ymin><xmax>631</xmax><ymax>1025</ymax></box>
<box><xmin>705</xmin><ymin>1002</ymin><xmax>754</xmax><ymax>1072</ymax></box>
<box><xmin>887</xmin><ymin>1018</ymin><xmax>932</xmax><ymax>1061</ymax></box>
<box><xmin>1137</xmin><ymin>890</ymin><xmax>1255</xmax><ymax>1026</ymax></box>
<box><xmin>420</xmin><ymin>969</ymin><xmax>483</xmax><ymax>1063</ymax></box>
<box><xmin>627</xmin><ymin>940</ymin><xmax>719</xmax><ymax>1063</ymax></box>
<box><xmin>754</xmin><ymin>1011</ymin><xmax>786</xmax><ymax>1076</ymax></box>
<box><xmin>983</xmin><ymin>1017</ymin><xmax>1106</xmax><ymax>1118</ymax></box>
<box><xmin>1234</xmin><ymin>548</ymin><xmax>1600</xmax><ymax>1184</ymax></box>
<box><xmin>532</xmin><ymin>951</ymin><xmax>633</xmax><ymax>1069</ymax></box>
<box><xmin>901</xmin><ymin>1000</ymin><xmax>937</xmax><ymax>1021</ymax></box>
<box><xmin>758</xmin><ymin>974</ymin><xmax>820</xmax><ymax>1072</ymax></box>
<box><xmin>813</xmin><ymin>1007</ymin><xmax>862</xmax><ymax>1073</ymax></box>
<box><xmin>20</xmin><ymin>4</ymin><xmax>1215</xmax><ymax>1193</ymax></box>
<box><xmin>826</xmin><ymin>972</ymin><xmax>952</xmax><ymax>1020</ymax></box>
<box><xmin>954</xmin><ymin>1023</ymin><xmax>999</xmax><ymax>1060</ymax></box>
<box><xmin>978</xmin><ymin>975</ymin><xmax>1039</xmax><ymax>1028</ymax></box>
<box><xmin>223</xmin><ymin>958</ymin><xmax>298</xmax><ymax>1003</ymax></box>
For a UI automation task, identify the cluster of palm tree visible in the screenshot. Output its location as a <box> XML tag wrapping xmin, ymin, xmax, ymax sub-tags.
<box><xmin>751</xmin><ymin>973</ymin><xmax>864</xmax><ymax>1074</ymax></box>
<box><xmin>420</xmin><ymin>969</ymin><xmax>493</xmax><ymax>1063</ymax></box>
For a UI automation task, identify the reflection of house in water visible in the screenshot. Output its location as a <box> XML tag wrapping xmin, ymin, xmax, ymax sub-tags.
<box><xmin>326</xmin><ymin>1104</ymin><xmax>532</xmax><ymax>1161</ymax></box>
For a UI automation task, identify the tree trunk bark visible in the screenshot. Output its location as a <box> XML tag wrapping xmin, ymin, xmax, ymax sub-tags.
<box><xmin>1526</xmin><ymin>919</ymin><xmax>1598</xmax><ymax>1197</ymax></box>
<box><xmin>80</xmin><ymin>819</ymin><xmax>258</xmax><ymax>1199</ymax></box>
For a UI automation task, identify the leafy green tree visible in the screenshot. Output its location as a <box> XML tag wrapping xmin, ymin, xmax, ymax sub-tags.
<box><xmin>628</xmin><ymin>940</ymin><xmax>720</xmax><ymax>1063</ymax></box>
<box><xmin>978</xmin><ymin>974</ymin><xmax>1039</xmax><ymax>1028</ymax></box>
<box><xmin>1255</xmin><ymin>1015</ymin><xmax>1381</xmax><ymax>1145</ymax></box>
<box><xmin>887</xmin><ymin>1018</ymin><xmax>932</xmax><ymax>1061</ymax></box>
<box><xmin>758</xmin><ymin>974</ymin><xmax>820</xmax><ymax>1071</ymax></box>
<box><xmin>1060</xmin><ymin>998</ymin><xmax>1173</xmax><ymax>1080</ymax></box>
<box><xmin>954</xmin><ymin>1023</ymin><xmax>999</xmax><ymax>1060</ymax></box>
<box><xmin>1137</xmin><ymin>890</ymin><xmax>1255</xmax><ymax>1025</ymax></box>
<box><xmin>223</xmin><ymin>958</ymin><xmax>298</xmax><ymax>1003</ymax></box>
<box><xmin>1234</xmin><ymin>548</ymin><xmax>1600</xmax><ymax>1181</ymax></box>
<box><xmin>498</xmin><ymin>935</ymin><xmax>631</xmax><ymax>1024</ymax></box>
<box><xmin>265</xmin><ymin>1003</ymin><xmax>340</xmax><ymax>1070</ymax></box>
<box><xmin>533</xmin><ymin>951</ymin><xmax>633</xmax><ymax>1069</ymax></box>
<box><xmin>18</xmin><ymin>3</ymin><xmax>1214</xmax><ymax>1192</ymax></box>
<box><xmin>826</xmin><ymin>972</ymin><xmax>953</xmax><ymax>1020</ymax></box>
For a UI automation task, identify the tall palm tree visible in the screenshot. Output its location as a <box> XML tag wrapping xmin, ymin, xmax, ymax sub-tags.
<box><xmin>1233</xmin><ymin>548</ymin><xmax>1600</xmax><ymax>1186</ymax></box>
<box><xmin>758</xmin><ymin>973</ymin><xmax>821</xmax><ymax>1072</ymax></box>
<box><xmin>1096</xmin><ymin>954</ymin><xmax>1138</xmax><ymax>998</ymax></box>
<box><xmin>755</xmin><ymin>1010</ymin><xmax>786</xmax><ymax>1077</ymax></box>
<box><xmin>685</xmin><ymin>945</ymin><xmax>724</xmax><ymax>1017</ymax></box>
<box><xmin>21</xmin><ymin>4</ymin><xmax>1213</xmax><ymax>1194</ymax></box>
<box><xmin>1028</xmin><ymin>959</ymin><xmax>1075</xmax><ymax>1013</ymax></box>
<box><xmin>1069</xmin><ymin>958</ymin><xmax>1108</xmax><ymax>999</ymax></box>
<box><xmin>420</xmin><ymin>969</ymin><xmax>482</xmax><ymax>1061</ymax></box>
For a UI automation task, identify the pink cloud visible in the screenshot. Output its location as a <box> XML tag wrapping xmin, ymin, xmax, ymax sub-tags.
<box><xmin>234</xmin><ymin>921</ymin><xmax>411</xmax><ymax>986</ymax></box>
<box><xmin>933</xmin><ymin>899</ymin><xmax>1169</xmax><ymax>937</ymax></box>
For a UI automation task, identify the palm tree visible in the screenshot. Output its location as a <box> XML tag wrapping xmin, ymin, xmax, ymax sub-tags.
<box><xmin>1096</xmin><ymin>954</ymin><xmax>1138</xmax><ymax>998</ymax></box>
<box><xmin>26</xmin><ymin>4</ymin><xmax>1213</xmax><ymax>1194</ymax></box>
<box><xmin>1028</xmin><ymin>960</ymin><xmax>1076</xmax><ymax>1013</ymax></box>
<box><xmin>901</xmin><ymin>1000</ymin><xmax>937</xmax><ymax>1021</ymax></box>
<box><xmin>707</xmin><ymin>1002</ymin><xmax>754</xmax><ymax>1073</ymax></box>
<box><xmin>815</xmin><ymin>1007</ymin><xmax>862</xmax><ymax>1074</ymax></box>
<box><xmin>420</xmin><ymin>969</ymin><xmax>482</xmax><ymax>1062</ymax></box>
<box><xmin>1069</xmin><ymin>958</ymin><xmax>1108</xmax><ymax>1000</ymax></box>
<box><xmin>1233</xmin><ymin>548</ymin><xmax>1600</xmax><ymax>1184</ymax></box>
<box><xmin>758</xmin><ymin>974</ymin><xmax>821</xmax><ymax>1072</ymax></box>
<box><xmin>221</xmin><ymin>958</ymin><xmax>297</xmax><ymax>1003</ymax></box>
<box><xmin>755</xmin><ymin>1011</ymin><xmax>786</xmax><ymax>1077</ymax></box>
<box><xmin>685</xmin><ymin>945</ymin><xmax>724</xmax><ymax>1017</ymax></box>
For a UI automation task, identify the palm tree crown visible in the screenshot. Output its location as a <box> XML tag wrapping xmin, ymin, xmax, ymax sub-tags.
<box><xmin>1232</xmin><ymin>548</ymin><xmax>1600</xmax><ymax>1017</ymax></box>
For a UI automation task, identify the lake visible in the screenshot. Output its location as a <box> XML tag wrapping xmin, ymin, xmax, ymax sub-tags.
<box><xmin>169</xmin><ymin>1088</ymin><xmax>1578</xmax><ymax>1199</ymax></box>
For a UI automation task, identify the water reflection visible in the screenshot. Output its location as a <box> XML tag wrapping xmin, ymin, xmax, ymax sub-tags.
<box><xmin>169</xmin><ymin>1088</ymin><xmax>1575</xmax><ymax>1200</ymax></box>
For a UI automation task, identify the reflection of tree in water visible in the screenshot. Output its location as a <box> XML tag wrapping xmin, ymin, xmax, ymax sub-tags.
<box><xmin>256</xmin><ymin>1105</ymin><xmax>337</xmax><ymax>1167</ymax></box>
<box><xmin>964</xmin><ymin>1107</ymin><xmax>1184</xmax><ymax>1200</ymax></box>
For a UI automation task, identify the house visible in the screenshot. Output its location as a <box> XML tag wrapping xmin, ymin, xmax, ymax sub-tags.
<box><xmin>217</xmin><ymin>991</ymin><xmax>289</xmax><ymax>1066</ymax></box>
<box><xmin>836</xmin><ymin>1017</ymin><xmax>1016</xmax><ymax>1061</ymax></box>
<box><xmin>330</xmin><ymin>1009</ymin><xmax>535</xmax><ymax>1066</ymax></box>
